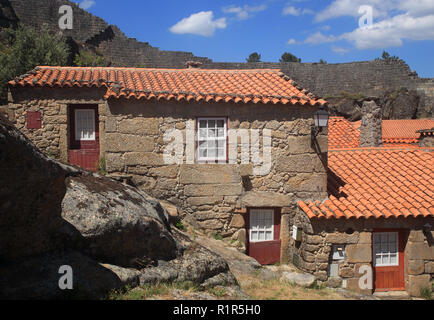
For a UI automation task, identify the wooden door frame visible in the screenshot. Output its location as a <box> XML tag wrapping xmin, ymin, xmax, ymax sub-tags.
<box><xmin>68</xmin><ymin>104</ymin><xmax>100</xmax><ymax>151</ymax></box>
<box><xmin>245</xmin><ymin>207</ymin><xmax>282</xmax><ymax>258</ymax></box>
<box><xmin>67</xmin><ymin>104</ymin><xmax>100</xmax><ymax>172</ymax></box>
<box><xmin>372</xmin><ymin>228</ymin><xmax>406</xmax><ymax>292</ymax></box>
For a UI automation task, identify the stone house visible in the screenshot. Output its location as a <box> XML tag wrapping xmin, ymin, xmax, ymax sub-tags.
<box><xmin>294</xmin><ymin>107</ymin><xmax>434</xmax><ymax>297</ymax></box>
<box><xmin>8</xmin><ymin>66</ymin><xmax>328</xmax><ymax>266</ymax></box>
<box><xmin>7</xmin><ymin>66</ymin><xmax>434</xmax><ymax>297</ymax></box>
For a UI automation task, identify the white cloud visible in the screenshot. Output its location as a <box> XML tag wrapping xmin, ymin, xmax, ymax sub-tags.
<box><xmin>79</xmin><ymin>0</ymin><xmax>95</xmax><ymax>10</ymax></box>
<box><xmin>332</xmin><ymin>46</ymin><xmax>350</xmax><ymax>54</ymax></box>
<box><xmin>342</xmin><ymin>13</ymin><xmax>434</xmax><ymax>49</ymax></box>
<box><xmin>299</xmin><ymin>0</ymin><xmax>434</xmax><ymax>50</ymax></box>
<box><xmin>287</xmin><ymin>38</ymin><xmax>297</xmax><ymax>45</ymax></box>
<box><xmin>304</xmin><ymin>32</ymin><xmax>337</xmax><ymax>44</ymax></box>
<box><xmin>222</xmin><ymin>4</ymin><xmax>267</xmax><ymax>20</ymax></box>
<box><xmin>315</xmin><ymin>0</ymin><xmax>434</xmax><ymax>22</ymax></box>
<box><xmin>169</xmin><ymin>11</ymin><xmax>227</xmax><ymax>37</ymax></box>
<box><xmin>283</xmin><ymin>6</ymin><xmax>300</xmax><ymax>16</ymax></box>
<box><xmin>283</xmin><ymin>5</ymin><xmax>314</xmax><ymax>16</ymax></box>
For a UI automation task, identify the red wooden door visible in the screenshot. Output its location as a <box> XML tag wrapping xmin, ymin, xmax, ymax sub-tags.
<box><xmin>69</xmin><ymin>105</ymin><xmax>100</xmax><ymax>172</ymax></box>
<box><xmin>246</xmin><ymin>208</ymin><xmax>281</xmax><ymax>265</ymax></box>
<box><xmin>373</xmin><ymin>229</ymin><xmax>405</xmax><ymax>292</ymax></box>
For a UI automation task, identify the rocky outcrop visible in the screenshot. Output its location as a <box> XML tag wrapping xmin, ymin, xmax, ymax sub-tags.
<box><xmin>62</xmin><ymin>175</ymin><xmax>178</xmax><ymax>268</ymax></box>
<box><xmin>380</xmin><ymin>88</ymin><xmax>421</xmax><ymax>119</ymax></box>
<box><xmin>328</xmin><ymin>88</ymin><xmax>427</xmax><ymax>121</ymax></box>
<box><xmin>0</xmin><ymin>113</ymin><xmax>235</xmax><ymax>299</ymax></box>
<box><xmin>139</xmin><ymin>231</ymin><xmax>238</xmax><ymax>289</ymax></box>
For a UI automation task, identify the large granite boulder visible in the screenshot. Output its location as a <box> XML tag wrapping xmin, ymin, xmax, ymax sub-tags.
<box><xmin>0</xmin><ymin>113</ymin><xmax>179</xmax><ymax>266</ymax></box>
<box><xmin>0</xmin><ymin>113</ymin><xmax>235</xmax><ymax>299</ymax></box>
<box><xmin>380</xmin><ymin>88</ymin><xmax>420</xmax><ymax>119</ymax></box>
<box><xmin>62</xmin><ymin>175</ymin><xmax>179</xmax><ymax>268</ymax></box>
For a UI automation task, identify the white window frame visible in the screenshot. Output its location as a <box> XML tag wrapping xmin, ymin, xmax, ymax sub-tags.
<box><xmin>249</xmin><ymin>209</ymin><xmax>274</xmax><ymax>243</ymax></box>
<box><xmin>373</xmin><ymin>232</ymin><xmax>399</xmax><ymax>267</ymax></box>
<box><xmin>196</xmin><ymin>117</ymin><xmax>227</xmax><ymax>162</ymax></box>
<box><xmin>75</xmin><ymin>109</ymin><xmax>96</xmax><ymax>141</ymax></box>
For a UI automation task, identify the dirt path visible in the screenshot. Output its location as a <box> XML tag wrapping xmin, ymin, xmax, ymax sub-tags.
<box><xmin>191</xmin><ymin>230</ymin><xmax>376</xmax><ymax>300</ymax></box>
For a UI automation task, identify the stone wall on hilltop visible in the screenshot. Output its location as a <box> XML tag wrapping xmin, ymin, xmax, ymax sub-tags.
<box><xmin>2</xmin><ymin>0</ymin><xmax>433</xmax><ymax>117</ymax></box>
<box><xmin>6</xmin><ymin>0</ymin><xmax>211</xmax><ymax>67</ymax></box>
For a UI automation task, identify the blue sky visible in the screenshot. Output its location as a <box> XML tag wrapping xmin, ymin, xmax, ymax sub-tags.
<box><xmin>73</xmin><ymin>0</ymin><xmax>434</xmax><ymax>77</ymax></box>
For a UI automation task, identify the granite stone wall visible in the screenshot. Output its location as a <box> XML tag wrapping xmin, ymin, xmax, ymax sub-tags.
<box><xmin>287</xmin><ymin>211</ymin><xmax>434</xmax><ymax>297</ymax></box>
<box><xmin>9</xmin><ymin>87</ymin><xmax>329</xmax><ymax>240</ymax></box>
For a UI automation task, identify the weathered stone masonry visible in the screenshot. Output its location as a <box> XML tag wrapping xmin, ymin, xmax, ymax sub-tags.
<box><xmin>289</xmin><ymin>210</ymin><xmax>434</xmax><ymax>296</ymax></box>
<box><xmin>9</xmin><ymin>87</ymin><xmax>328</xmax><ymax>244</ymax></box>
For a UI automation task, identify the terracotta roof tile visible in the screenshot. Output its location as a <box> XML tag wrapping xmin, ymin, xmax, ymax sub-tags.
<box><xmin>298</xmin><ymin>147</ymin><xmax>434</xmax><ymax>219</ymax></box>
<box><xmin>329</xmin><ymin>117</ymin><xmax>434</xmax><ymax>149</ymax></box>
<box><xmin>328</xmin><ymin>117</ymin><xmax>360</xmax><ymax>149</ymax></box>
<box><xmin>9</xmin><ymin>66</ymin><xmax>327</xmax><ymax>107</ymax></box>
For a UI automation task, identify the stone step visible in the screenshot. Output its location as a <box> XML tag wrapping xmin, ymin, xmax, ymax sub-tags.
<box><xmin>373</xmin><ymin>291</ymin><xmax>410</xmax><ymax>300</ymax></box>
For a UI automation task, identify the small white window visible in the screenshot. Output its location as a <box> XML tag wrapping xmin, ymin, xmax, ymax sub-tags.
<box><xmin>250</xmin><ymin>209</ymin><xmax>274</xmax><ymax>242</ymax></box>
<box><xmin>75</xmin><ymin>109</ymin><xmax>95</xmax><ymax>141</ymax></box>
<box><xmin>373</xmin><ymin>232</ymin><xmax>399</xmax><ymax>267</ymax></box>
<box><xmin>197</xmin><ymin>118</ymin><xmax>227</xmax><ymax>162</ymax></box>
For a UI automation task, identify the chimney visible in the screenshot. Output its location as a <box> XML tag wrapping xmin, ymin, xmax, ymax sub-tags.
<box><xmin>359</xmin><ymin>100</ymin><xmax>383</xmax><ymax>147</ymax></box>
<box><xmin>185</xmin><ymin>61</ymin><xmax>203</xmax><ymax>69</ymax></box>
<box><xmin>417</xmin><ymin>128</ymin><xmax>434</xmax><ymax>147</ymax></box>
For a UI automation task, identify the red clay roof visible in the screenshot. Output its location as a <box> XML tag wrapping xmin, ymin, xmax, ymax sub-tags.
<box><xmin>329</xmin><ymin>117</ymin><xmax>434</xmax><ymax>148</ymax></box>
<box><xmin>383</xmin><ymin>119</ymin><xmax>434</xmax><ymax>144</ymax></box>
<box><xmin>9</xmin><ymin>66</ymin><xmax>327</xmax><ymax>106</ymax></box>
<box><xmin>328</xmin><ymin>117</ymin><xmax>360</xmax><ymax>149</ymax></box>
<box><xmin>298</xmin><ymin>147</ymin><xmax>434</xmax><ymax>219</ymax></box>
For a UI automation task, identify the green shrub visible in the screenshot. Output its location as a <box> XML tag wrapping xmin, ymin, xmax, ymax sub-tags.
<box><xmin>212</xmin><ymin>233</ymin><xmax>223</xmax><ymax>241</ymax></box>
<box><xmin>420</xmin><ymin>286</ymin><xmax>432</xmax><ymax>300</ymax></box>
<box><xmin>73</xmin><ymin>49</ymin><xmax>110</xmax><ymax>67</ymax></box>
<box><xmin>0</xmin><ymin>24</ymin><xmax>70</xmax><ymax>103</ymax></box>
<box><xmin>97</xmin><ymin>157</ymin><xmax>107</xmax><ymax>176</ymax></box>
<box><xmin>175</xmin><ymin>220</ymin><xmax>186</xmax><ymax>231</ymax></box>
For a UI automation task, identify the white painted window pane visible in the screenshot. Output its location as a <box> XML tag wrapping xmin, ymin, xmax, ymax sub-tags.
<box><xmin>208</xmin><ymin>149</ymin><xmax>216</xmax><ymax>158</ymax></box>
<box><xmin>208</xmin><ymin>128</ymin><xmax>216</xmax><ymax>138</ymax></box>
<box><xmin>199</xmin><ymin>149</ymin><xmax>207</xmax><ymax>158</ymax></box>
<box><xmin>199</xmin><ymin>129</ymin><xmax>207</xmax><ymax>139</ymax></box>
<box><xmin>197</xmin><ymin>118</ymin><xmax>227</xmax><ymax>161</ymax></box>
<box><xmin>374</xmin><ymin>232</ymin><xmax>398</xmax><ymax>266</ymax></box>
<box><xmin>250</xmin><ymin>209</ymin><xmax>274</xmax><ymax>242</ymax></box>
<box><xmin>251</xmin><ymin>231</ymin><xmax>258</xmax><ymax>241</ymax></box>
<box><xmin>376</xmin><ymin>255</ymin><xmax>382</xmax><ymax>266</ymax></box>
<box><xmin>75</xmin><ymin>109</ymin><xmax>95</xmax><ymax>141</ymax></box>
